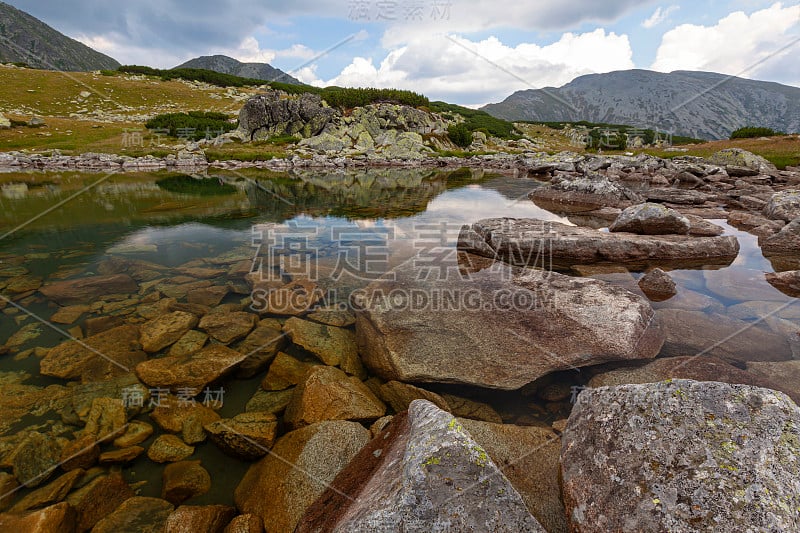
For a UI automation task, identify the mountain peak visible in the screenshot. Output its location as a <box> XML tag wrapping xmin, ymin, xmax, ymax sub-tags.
<box><xmin>175</xmin><ymin>54</ymin><xmax>303</xmax><ymax>85</ymax></box>
<box><xmin>482</xmin><ymin>69</ymin><xmax>800</xmax><ymax>140</ymax></box>
<box><xmin>0</xmin><ymin>1</ymin><xmax>120</xmax><ymax>71</ymax></box>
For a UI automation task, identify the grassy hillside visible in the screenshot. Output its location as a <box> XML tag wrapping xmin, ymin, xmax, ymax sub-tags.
<box><xmin>0</xmin><ymin>64</ymin><xmax>797</xmax><ymax>167</ymax></box>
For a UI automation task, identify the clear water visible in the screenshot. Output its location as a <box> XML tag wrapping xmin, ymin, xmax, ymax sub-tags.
<box><xmin>0</xmin><ymin>167</ymin><xmax>797</xmax><ymax>506</ymax></box>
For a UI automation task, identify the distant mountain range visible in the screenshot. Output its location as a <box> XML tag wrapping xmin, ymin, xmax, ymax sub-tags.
<box><xmin>0</xmin><ymin>1</ymin><xmax>119</xmax><ymax>71</ymax></box>
<box><xmin>175</xmin><ymin>55</ymin><xmax>303</xmax><ymax>85</ymax></box>
<box><xmin>482</xmin><ymin>69</ymin><xmax>800</xmax><ymax>140</ymax></box>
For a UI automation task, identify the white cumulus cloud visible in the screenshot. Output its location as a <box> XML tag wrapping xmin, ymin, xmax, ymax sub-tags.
<box><xmin>308</xmin><ymin>29</ymin><xmax>634</xmax><ymax>106</ymax></box>
<box><xmin>652</xmin><ymin>2</ymin><xmax>800</xmax><ymax>84</ymax></box>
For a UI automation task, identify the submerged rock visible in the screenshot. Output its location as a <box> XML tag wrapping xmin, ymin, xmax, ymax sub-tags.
<box><xmin>204</xmin><ymin>412</ymin><xmax>279</xmax><ymax>460</ymax></box>
<box><xmin>161</xmin><ymin>461</ymin><xmax>211</xmax><ymax>505</ymax></box>
<box><xmin>39</xmin><ymin>274</ymin><xmax>138</xmax><ymax>305</ymax></box>
<box><xmin>460</xmin><ymin>218</ymin><xmax>739</xmax><ymax>269</ymax></box>
<box><xmin>657</xmin><ymin>308</ymin><xmax>793</xmax><ymax>363</ymax></box>
<box><xmin>0</xmin><ymin>502</ymin><xmax>76</xmax><ymax>532</ymax></box>
<box><xmin>637</xmin><ymin>268</ymin><xmax>677</xmax><ymax>301</ymax></box>
<box><xmin>135</xmin><ymin>344</ymin><xmax>248</xmax><ymax>391</ymax></box>
<box><xmin>92</xmin><ymin>496</ymin><xmax>174</xmax><ymax>533</ymax></box>
<box><xmin>561</xmin><ymin>380</ymin><xmax>800</xmax><ymax>531</ymax></box>
<box><xmin>140</xmin><ymin>311</ymin><xmax>199</xmax><ymax>353</ymax></box>
<box><xmin>164</xmin><ymin>505</ymin><xmax>236</xmax><ymax>533</ymax></box>
<box><xmin>355</xmin><ymin>261</ymin><xmax>664</xmax><ymax>390</ymax></box>
<box><xmin>296</xmin><ymin>400</ymin><xmax>545</xmax><ymax>532</ymax></box>
<box><xmin>40</xmin><ymin>325</ymin><xmax>146</xmax><ymax>383</ymax></box>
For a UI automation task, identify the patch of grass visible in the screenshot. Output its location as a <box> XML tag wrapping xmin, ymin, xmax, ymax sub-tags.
<box><xmin>645</xmin><ymin>135</ymin><xmax>800</xmax><ymax>169</ymax></box>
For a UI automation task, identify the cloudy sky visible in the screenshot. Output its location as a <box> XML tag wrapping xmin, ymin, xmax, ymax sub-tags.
<box><xmin>11</xmin><ymin>0</ymin><xmax>800</xmax><ymax>106</ymax></box>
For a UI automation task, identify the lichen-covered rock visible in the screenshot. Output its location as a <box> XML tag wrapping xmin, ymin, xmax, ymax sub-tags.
<box><xmin>763</xmin><ymin>190</ymin><xmax>800</xmax><ymax>222</ymax></box>
<box><xmin>561</xmin><ymin>380</ymin><xmax>800</xmax><ymax>532</ymax></box>
<box><xmin>458</xmin><ymin>419</ymin><xmax>565</xmax><ymax>533</ymax></box>
<box><xmin>296</xmin><ymin>400</ymin><xmax>545</xmax><ymax>532</ymax></box>
<box><xmin>707</xmin><ymin>148</ymin><xmax>778</xmax><ymax>175</ymax></box>
<box><xmin>237</xmin><ymin>91</ymin><xmax>338</xmax><ymax>141</ymax></box>
<box><xmin>609</xmin><ymin>203</ymin><xmax>691</xmax><ymax>235</ymax></box>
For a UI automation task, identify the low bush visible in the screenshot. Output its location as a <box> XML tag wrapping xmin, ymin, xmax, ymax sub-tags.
<box><xmin>447</xmin><ymin>124</ymin><xmax>473</xmax><ymax>148</ymax></box>
<box><xmin>145</xmin><ymin>111</ymin><xmax>237</xmax><ymax>141</ymax></box>
<box><xmin>730</xmin><ymin>126</ymin><xmax>782</xmax><ymax>139</ymax></box>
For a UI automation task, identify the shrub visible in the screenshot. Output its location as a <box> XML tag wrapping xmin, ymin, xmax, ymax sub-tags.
<box><xmin>730</xmin><ymin>126</ymin><xmax>782</xmax><ymax>139</ymax></box>
<box><xmin>145</xmin><ymin>111</ymin><xmax>237</xmax><ymax>141</ymax></box>
<box><xmin>448</xmin><ymin>124</ymin><xmax>473</xmax><ymax>148</ymax></box>
<box><xmin>431</xmin><ymin>101</ymin><xmax>519</xmax><ymax>140</ymax></box>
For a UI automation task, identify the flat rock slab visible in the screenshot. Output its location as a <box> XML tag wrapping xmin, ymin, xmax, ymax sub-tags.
<box><xmin>657</xmin><ymin>308</ymin><xmax>793</xmax><ymax>363</ymax></box>
<box><xmin>135</xmin><ymin>344</ymin><xmax>248</xmax><ymax>391</ymax></box>
<box><xmin>40</xmin><ymin>325</ymin><xmax>146</xmax><ymax>383</ymax></box>
<box><xmin>355</xmin><ymin>261</ymin><xmax>664</xmax><ymax>390</ymax></box>
<box><xmin>39</xmin><ymin>274</ymin><xmax>138</xmax><ymax>305</ymax></box>
<box><xmin>297</xmin><ymin>400</ymin><xmax>545</xmax><ymax>532</ymax></box>
<box><xmin>460</xmin><ymin>218</ymin><xmax>739</xmax><ymax>270</ymax></box>
<box><xmin>562</xmin><ymin>380</ymin><xmax>800</xmax><ymax>532</ymax></box>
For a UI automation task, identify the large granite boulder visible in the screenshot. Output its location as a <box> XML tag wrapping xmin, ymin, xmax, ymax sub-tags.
<box><xmin>706</xmin><ymin>148</ymin><xmax>778</xmax><ymax>175</ymax></box>
<box><xmin>296</xmin><ymin>400</ymin><xmax>545</xmax><ymax>532</ymax></box>
<box><xmin>354</xmin><ymin>261</ymin><xmax>664</xmax><ymax>391</ymax></box>
<box><xmin>763</xmin><ymin>190</ymin><xmax>800</xmax><ymax>222</ymax></box>
<box><xmin>235</xmin><ymin>420</ymin><xmax>370</xmax><ymax>533</ymax></box>
<box><xmin>609</xmin><ymin>203</ymin><xmax>690</xmax><ymax>235</ymax></box>
<box><xmin>761</xmin><ymin>218</ymin><xmax>800</xmax><ymax>255</ymax></box>
<box><xmin>237</xmin><ymin>92</ymin><xmax>337</xmax><ymax>141</ymax></box>
<box><xmin>562</xmin><ymin>380</ymin><xmax>800</xmax><ymax>531</ymax></box>
<box><xmin>459</xmin><ymin>218</ymin><xmax>739</xmax><ymax>270</ymax></box>
<box><xmin>765</xmin><ymin>270</ymin><xmax>800</xmax><ymax>297</ymax></box>
<box><xmin>529</xmin><ymin>175</ymin><xmax>643</xmax><ymax>213</ymax></box>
